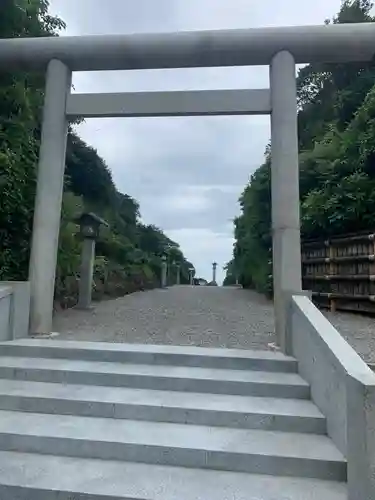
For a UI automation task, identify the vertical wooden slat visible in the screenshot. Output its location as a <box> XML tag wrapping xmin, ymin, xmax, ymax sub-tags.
<box><xmin>301</xmin><ymin>231</ymin><xmax>375</xmax><ymax>314</ymax></box>
<box><xmin>328</xmin><ymin>239</ymin><xmax>336</xmax><ymax>313</ymax></box>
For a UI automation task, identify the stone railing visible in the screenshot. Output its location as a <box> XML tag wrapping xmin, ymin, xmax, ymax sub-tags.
<box><xmin>289</xmin><ymin>294</ymin><xmax>375</xmax><ymax>499</ymax></box>
<box><xmin>0</xmin><ymin>282</ymin><xmax>30</xmax><ymax>341</ymax></box>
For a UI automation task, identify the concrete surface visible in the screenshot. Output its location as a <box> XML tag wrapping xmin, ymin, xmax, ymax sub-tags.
<box><xmin>28</xmin><ymin>59</ymin><xmax>71</xmax><ymax>334</ymax></box>
<box><xmin>290</xmin><ymin>295</ymin><xmax>375</xmax><ymax>499</ymax></box>
<box><xmin>270</xmin><ymin>50</ymin><xmax>302</xmax><ymax>352</ymax></box>
<box><xmin>0</xmin><ymin>282</ymin><xmax>30</xmax><ymax>341</ymax></box>
<box><xmin>0</xmin><ymin>356</ymin><xmax>310</xmax><ymax>398</ymax></box>
<box><xmin>67</xmin><ymin>89</ymin><xmax>272</xmax><ymax>118</ymax></box>
<box><xmin>0</xmin><ymin>291</ymin><xmax>11</xmax><ymax>342</ymax></box>
<box><xmin>290</xmin><ymin>296</ymin><xmax>375</xmax><ymax>454</ymax></box>
<box><xmin>1</xmin><ymin>24</ymin><xmax>375</xmax><ymax>71</ymax></box>
<box><xmin>0</xmin><ymin>379</ymin><xmax>325</xmax><ymax>433</ymax></box>
<box><xmin>0</xmin><ymin>338</ymin><xmax>298</xmax><ymax>371</ymax></box>
<box><xmin>0</xmin><ymin>339</ymin><xmax>346</xmax><ymax>497</ymax></box>
<box><xmin>346</xmin><ymin>373</ymin><xmax>375</xmax><ymax>500</ymax></box>
<box><xmin>0</xmin><ymin>451</ymin><xmax>347</xmax><ymax>500</ymax></box>
<box><xmin>0</xmin><ymin>410</ymin><xmax>345</xmax><ymax>479</ymax></box>
<box><xmin>291</xmin><ymin>297</ymin><xmax>351</xmax><ymax>455</ymax></box>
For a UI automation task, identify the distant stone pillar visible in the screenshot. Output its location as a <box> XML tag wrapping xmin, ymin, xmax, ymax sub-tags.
<box><xmin>189</xmin><ymin>268</ymin><xmax>194</xmax><ymax>285</ymax></box>
<box><xmin>270</xmin><ymin>51</ymin><xmax>302</xmax><ymax>354</ymax></box>
<box><xmin>212</xmin><ymin>262</ymin><xmax>217</xmax><ymax>283</ymax></box>
<box><xmin>29</xmin><ymin>59</ymin><xmax>71</xmax><ymax>334</ymax></box>
<box><xmin>161</xmin><ymin>255</ymin><xmax>167</xmax><ymax>288</ymax></box>
<box><xmin>176</xmin><ymin>264</ymin><xmax>181</xmax><ymax>285</ymax></box>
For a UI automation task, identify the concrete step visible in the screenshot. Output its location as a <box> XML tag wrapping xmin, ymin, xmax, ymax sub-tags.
<box><xmin>0</xmin><ymin>339</ymin><xmax>298</xmax><ymax>372</ymax></box>
<box><xmin>0</xmin><ymin>410</ymin><xmax>346</xmax><ymax>480</ymax></box>
<box><xmin>0</xmin><ymin>451</ymin><xmax>347</xmax><ymax>500</ymax></box>
<box><xmin>0</xmin><ymin>356</ymin><xmax>310</xmax><ymax>398</ymax></box>
<box><xmin>0</xmin><ymin>379</ymin><xmax>326</xmax><ymax>433</ymax></box>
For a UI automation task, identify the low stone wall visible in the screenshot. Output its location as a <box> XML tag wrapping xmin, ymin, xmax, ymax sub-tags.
<box><xmin>0</xmin><ymin>282</ymin><xmax>30</xmax><ymax>340</ymax></box>
<box><xmin>55</xmin><ymin>273</ymin><xmax>159</xmax><ymax>310</ymax></box>
<box><xmin>0</xmin><ymin>286</ymin><xmax>12</xmax><ymax>341</ymax></box>
<box><xmin>289</xmin><ymin>294</ymin><xmax>375</xmax><ymax>499</ymax></box>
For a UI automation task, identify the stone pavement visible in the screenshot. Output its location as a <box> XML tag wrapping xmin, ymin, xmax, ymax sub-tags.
<box><xmin>54</xmin><ymin>286</ymin><xmax>375</xmax><ymax>363</ymax></box>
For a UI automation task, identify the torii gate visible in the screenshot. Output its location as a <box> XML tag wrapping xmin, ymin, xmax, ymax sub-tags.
<box><xmin>0</xmin><ymin>23</ymin><xmax>374</xmax><ymax>349</ymax></box>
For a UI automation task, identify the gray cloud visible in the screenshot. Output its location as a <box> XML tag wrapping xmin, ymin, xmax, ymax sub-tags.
<box><xmin>139</xmin><ymin>186</ymin><xmax>241</xmax><ymax>232</ymax></box>
<box><xmin>49</xmin><ymin>0</ymin><xmax>342</xmax><ymax>282</ymax></box>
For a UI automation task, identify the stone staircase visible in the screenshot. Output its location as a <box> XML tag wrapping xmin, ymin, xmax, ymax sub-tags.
<box><xmin>0</xmin><ymin>339</ymin><xmax>346</xmax><ymax>499</ymax></box>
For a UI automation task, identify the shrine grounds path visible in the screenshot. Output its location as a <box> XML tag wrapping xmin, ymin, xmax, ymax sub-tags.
<box><xmin>53</xmin><ymin>286</ymin><xmax>375</xmax><ymax>363</ymax></box>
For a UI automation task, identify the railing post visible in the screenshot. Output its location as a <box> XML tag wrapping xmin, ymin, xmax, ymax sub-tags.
<box><xmin>29</xmin><ymin>59</ymin><xmax>71</xmax><ymax>334</ymax></box>
<box><xmin>347</xmin><ymin>374</ymin><xmax>375</xmax><ymax>500</ymax></box>
<box><xmin>270</xmin><ymin>51</ymin><xmax>302</xmax><ymax>354</ymax></box>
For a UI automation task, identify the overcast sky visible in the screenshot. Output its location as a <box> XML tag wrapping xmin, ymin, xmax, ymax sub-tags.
<box><xmin>49</xmin><ymin>0</ymin><xmax>343</xmax><ymax>284</ymax></box>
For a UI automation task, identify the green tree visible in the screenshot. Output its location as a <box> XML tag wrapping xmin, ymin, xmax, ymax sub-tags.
<box><xmin>0</xmin><ymin>0</ymin><xmax>64</xmax><ymax>279</ymax></box>
<box><xmin>0</xmin><ymin>0</ymin><xmax>196</xmax><ymax>303</ymax></box>
<box><xmin>226</xmin><ymin>0</ymin><xmax>375</xmax><ymax>293</ymax></box>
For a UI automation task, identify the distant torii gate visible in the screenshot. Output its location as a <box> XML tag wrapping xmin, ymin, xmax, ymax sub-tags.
<box><xmin>1</xmin><ymin>23</ymin><xmax>374</xmax><ymax>350</ymax></box>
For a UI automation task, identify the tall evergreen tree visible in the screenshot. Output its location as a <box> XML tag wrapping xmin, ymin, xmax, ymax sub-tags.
<box><xmin>226</xmin><ymin>1</ymin><xmax>375</xmax><ymax>292</ymax></box>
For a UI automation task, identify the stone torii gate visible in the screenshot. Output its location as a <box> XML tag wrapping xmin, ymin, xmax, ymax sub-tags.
<box><xmin>0</xmin><ymin>23</ymin><xmax>374</xmax><ymax>347</ymax></box>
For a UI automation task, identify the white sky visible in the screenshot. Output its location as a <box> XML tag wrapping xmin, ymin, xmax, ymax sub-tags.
<box><xmin>49</xmin><ymin>0</ymin><xmax>344</xmax><ymax>283</ymax></box>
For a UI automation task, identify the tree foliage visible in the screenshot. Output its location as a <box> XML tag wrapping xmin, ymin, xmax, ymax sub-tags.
<box><xmin>225</xmin><ymin>0</ymin><xmax>375</xmax><ymax>292</ymax></box>
<box><xmin>0</xmin><ymin>0</ymin><xmax>63</xmax><ymax>279</ymax></box>
<box><xmin>0</xmin><ymin>0</ymin><xmax>194</xmax><ymax>304</ymax></box>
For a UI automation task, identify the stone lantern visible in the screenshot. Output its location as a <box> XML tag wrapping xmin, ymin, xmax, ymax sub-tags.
<box><xmin>161</xmin><ymin>254</ymin><xmax>168</xmax><ymax>289</ymax></box>
<box><xmin>188</xmin><ymin>266</ymin><xmax>195</xmax><ymax>285</ymax></box>
<box><xmin>75</xmin><ymin>212</ymin><xmax>108</xmax><ymax>309</ymax></box>
<box><xmin>175</xmin><ymin>262</ymin><xmax>181</xmax><ymax>285</ymax></box>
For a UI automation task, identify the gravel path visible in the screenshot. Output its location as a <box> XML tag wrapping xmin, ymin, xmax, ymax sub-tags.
<box><xmin>54</xmin><ymin>286</ymin><xmax>275</xmax><ymax>350</ymax></box>
<box><xmin>54</xmin><ymin>286</ymin><xmax>375</xmax><ymax>362</ymax></box>
<box><xmin>324</xmin><ymin>310</ymin><xmax>375</xmax><ymax>364</ymax></box>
